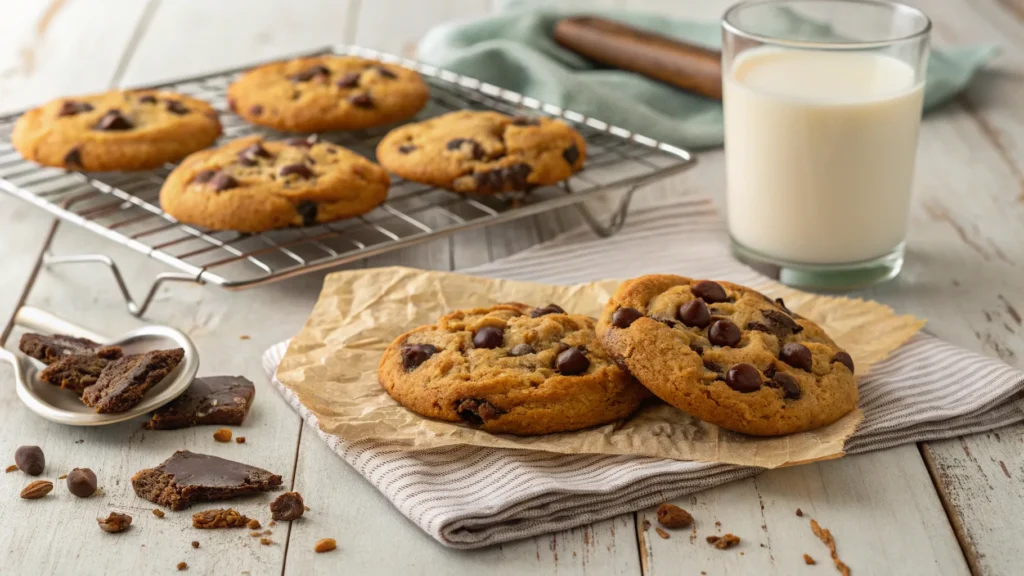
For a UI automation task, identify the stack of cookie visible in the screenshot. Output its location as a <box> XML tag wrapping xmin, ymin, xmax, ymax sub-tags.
<box><xmin>12</xmin><ymin>55</ymin><xmax>587</xmax><ymax>234</ymax></box>
<box><xmin>378</xmin><ymin>274</ymin><xmax>858</xmax><ymax>437</ymax></box>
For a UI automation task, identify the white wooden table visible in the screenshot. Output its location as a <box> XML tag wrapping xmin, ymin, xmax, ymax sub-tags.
<box><xmin>1</xmin><ymin>1</ymin><xmax>1022</xmax><ymax>574</ymax></box>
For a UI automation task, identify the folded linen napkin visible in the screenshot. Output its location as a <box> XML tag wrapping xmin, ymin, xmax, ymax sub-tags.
<box><xmin>263</xmin><ymin>197</ymin><xmax>1024</xmax><ymax>548</ymax></box>
<box><xmin>417</xmin><ymin>4</ymin><xmax>997</xmax><ymax>149</ymax></box>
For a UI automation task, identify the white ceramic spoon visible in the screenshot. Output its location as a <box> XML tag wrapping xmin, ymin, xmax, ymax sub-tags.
<box><xmin>0</xmin><ymin>306</ymin><xmax>199</xmax><ymax>426</ymax></box>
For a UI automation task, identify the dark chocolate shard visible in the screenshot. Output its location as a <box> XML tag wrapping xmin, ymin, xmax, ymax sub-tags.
<box><xmin>131</xmin><ymin>450</ymin><xmax>282</xmax><ymax>510</ymax></box>
<box><xmin>146</xmin><ymin>376</ymin><xmax>255</xmax><ymax>430</ymax></box>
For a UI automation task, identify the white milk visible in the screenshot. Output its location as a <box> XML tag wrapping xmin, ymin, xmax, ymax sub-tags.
<box><xmin>724</xmin><ymin>49</ymin><xmax>924</xmax><ymax>264</ymax></box>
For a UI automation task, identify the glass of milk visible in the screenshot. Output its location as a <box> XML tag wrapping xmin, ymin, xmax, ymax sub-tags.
<box><xmin>722</xmin><ymin>0</ymin><xmax>930</xmax><ymax>289</ymax></box>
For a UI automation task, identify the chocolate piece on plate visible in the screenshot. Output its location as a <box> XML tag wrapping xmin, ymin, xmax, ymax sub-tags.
<box><xmin>131</xmin><ymin>450</ymin><xmax>282</xmax><ymax>510</ymax></box>
<box><xmin>39</xmin><ymin>354</ymin><xmax>114</xmax><ymax>395</ymax></box>
<box><xmin>146</xmin><ymin>376</ymin><xmax>255</xmax><ymax>430</ymax></box>
<box><xmin>81</xmin><ymin>348</ymin><xmax>184</xmax><ymax>413</ymax></box>
<box><xmin>18</xmin><ymin>332</ymin><xmax>122</xmax><ymax>365</ymax></box>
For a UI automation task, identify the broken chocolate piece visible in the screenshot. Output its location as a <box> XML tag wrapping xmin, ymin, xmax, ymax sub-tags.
<box><xmin>270</xmin><ymin>491</ymin><xmax>305</xmax><ymax>521</ymax></box>
<box><xmin>81</xmin><ymin>348</ymin><xmax>185</xmax><ymax>414</ymax></box>
<box><xmin>131</xmin><ymin>450</ymin><xmax>283</xmax><ymax>510</ymax></box>
<box><xmin>39</xmin><ymin>354</ymin><xmax>114</xmax><ymax>395</ymax></box>
<box><xmin>146</xmin><ymin>376</ymin><xmax>255</xmax><ymax>430</ymax></box>
<box><xmin>19</xmin><ymin>333</ymin><xmax>121</xmax><ymax>365</ymax></box>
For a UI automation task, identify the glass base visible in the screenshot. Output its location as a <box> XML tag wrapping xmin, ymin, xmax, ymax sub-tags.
<box><xmin>730</xmin><ymin>239</ymin><xmax>905</xmax><ymax>291</ymax></box>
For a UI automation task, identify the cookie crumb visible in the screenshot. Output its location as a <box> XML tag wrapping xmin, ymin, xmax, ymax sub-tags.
<box><xmin>247</xmin><ymin>519</ymin><xmax>261</xmax><ymax>530</ymax></box>
<box><xmin>192</xmin><ymin>508</ymin><xmax>249</xmax><ymax>529</ymax></box>
<box><xmin>714</xmin><ymin>520</ymin><xmax>722</xmax><ymax>530</ymax></box>
<box><xmin>263</xmin><ymin>529</ymin><xmax>272</xmax><ymax>536</ymax></box>
<box><xmin>191</xmin><ymin>541</ymin><xmax>200</xmax><ymax>549</ymax></box>
<box><xmin>250</xmin><ymin>531</ymin><xmax>261</xmax><ymax>537</ymax></box>
<box><xmin>655</xmin><ymin>527</ymin><xmax>670</xmax><ymax>540</ymax></box>
<box><xmin>804</xmin><ymin>553</ymin><xmax>816</xmax><ymax>565</ymax></box>
<box><xmin>5</xmin><ymin>465</ymin><xmax>18</xmax><ymax>473</ymax></box>
<box><xmin>706</xmin><ymin>534</ymin><xmax>740</xmax><ymax>549</ymax></box>
<box><xmin>177</xmin><ymin>561</ymin><xmax>187</xmax><ymax>571</ymax></box>
<box><xmin>271</xmin><ymin>491</ymin><xmax>305</xmax><ymax>521</ymax></box>
<box><xmin>153</xmin><ymin>509</ymin><xmax>165</xmax><ymax>518</ymax></box>
<box><xmin>236</xmin><ymin>437</ymin><xmax>246</xmax><ymax>444</ymax></box>
<box><xmin>98</xmin><ymin>512</ymin><xmax>132</xmax><ymax>533</ymax></box>
<box><xmin>58</xmin><ymin>474</ymin><xmax>68</xmax><ymax>480</ymax></box>
<box><xmin>260</xmin><ymin>537</ymin><xmax>273</xmax><ymax>545</ymax></box>
<box><xmin>810</xmin><ymin>519</ymin><xmax>850</xmax><ymax>576</ymax></box>
<box><xmin>213</xmin><ymin>428</ymin><xmax>232</xmax><ymax>443</ymax></box>
<box><xmin>314</xmin><ymin>538</ymin><xmax>337</xmax><ymax>553</ymax></box>
<box><xmin>240</xmin><ymin>335</ymin><xmax>250</xmax><ymax>340</ymax></box>
<box><xmin>656</xmin><ymin>503</ymin><xmax>693</xmax><ymax>529</ymax></box>
<box><xmin>796</xmin><ymin>508</ymin><xmax>804</xmax><ymax>517</ymax></box>
<box><xmin>269</xmin><ymin>520</ymin><xmax>277</xmax><ymax>527</ymax></box>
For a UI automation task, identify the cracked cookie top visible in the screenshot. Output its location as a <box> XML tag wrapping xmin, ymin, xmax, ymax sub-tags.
<box><xmin>375</xmin><ymin>110</ymin><xmax>586</xmax><ymax>194</ymax></box>
<box><xmin>596</xmin><ymin>274</ymin><xmax>857</xmax><ymax>436</ymax></box>
<box><xmin>377</xmin><ymin>303</ymin><xmax>649</xmax><ymax>435</ymax></box>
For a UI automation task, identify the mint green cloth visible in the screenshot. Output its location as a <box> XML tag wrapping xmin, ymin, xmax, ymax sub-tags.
<box><xmin>418</xmin><ymin>8</ymin><xmax>997</xmax><ymax>150</ymax></box>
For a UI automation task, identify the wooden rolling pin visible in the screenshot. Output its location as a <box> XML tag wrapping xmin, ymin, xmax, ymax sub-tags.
<box><xmin>553</xmin><ymin>16</ymin><xmax>723</xmax><ymax>100</ymax></box>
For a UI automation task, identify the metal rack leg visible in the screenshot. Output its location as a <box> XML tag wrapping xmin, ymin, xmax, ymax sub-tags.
<box><xmin>573</xmin><ymin>185</ymin><xmax>640</xmax><ymax>238</ymax></box>
<box><xmin>43</xmin><ymin>253</ymin><xmax>203</xmax><ymax>318</ymax></box>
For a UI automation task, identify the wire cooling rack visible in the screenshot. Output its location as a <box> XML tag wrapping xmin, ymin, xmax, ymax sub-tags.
<box><xmin>0</xmin><ymin>45</ymin><xmax>695</xmax><ymax>317</ymax></box>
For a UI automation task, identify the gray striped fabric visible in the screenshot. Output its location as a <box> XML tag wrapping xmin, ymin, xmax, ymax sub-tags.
<box><xmin>262</xmin><ymin>197</ymin><xmax>1024</xmax><ymax>549</ymax></box>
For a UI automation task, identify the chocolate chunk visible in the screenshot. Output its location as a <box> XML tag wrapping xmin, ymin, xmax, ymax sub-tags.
<box><xmin>473</xmin><ymin>326</ymin><xmax>503</xmax><ymax>349</ymax></box>
<box><xmin>67</xmin><ymin>467</ymin><xmax>98</xmax><ymax>498</ymax></box>
<box><xmin>192</xmin><ymin>508</ymin><xmax>250</xmax><ymax>529</ymax></box>
<box><xmin>348</xmin><ymin>93</ymin><xmax>373</xmax><ymax>108</ymax></box>
<box><xmin>63</xmin><ymin>147</ymin><xmax>83</xmax><ymax>169</ymax></box>
<box><xmin>249</xmin><ymin>104</ymin><xmax>264</xmax><ymax>116</ymax></box>
<box><xmin>57</xmin><ymin>100</ymin><xmax>94</xmax><ymax>117</ymax></box>
<box><xmin>238</xmin><ymin>143</ymin><xmax>271</xmax><ymax>166</ymax></box>
<box><xmin>19</xmin><ymin>333</ymin><xmax>120</xmax><ymax>364</ymax></box>
<box><xmin>780</xmin><ymin>343</ymin><xmax>813</xmax><ymax>372</ymax></box>
<box><xmin>708</xmin><ymin>319</ymin><xmax>741</xmax><ymax>347</ymax></box>
<box><xmin>555</xmin><ymin>347</ymin><xmax>589</xmax><ymax>375</ymax></box>
<box><xmin>456</xmin><ymin>398</ymin><xmax>502</xmax><ymax>425</ymax></box>
<box><xmin>210</xmin><ymin>172</ymin><xmax>239</xmax><ymax>192</ymax></box>
<box><xmin>375</xmin><ymin>66</ymin><xmax>397</xmax><ymax>79</ymax></box>
<box><xmin>146</xmin><ymin>376</ymin><xmax>256</xmax><ymax>430</ymax></box>
<box><xmin>279</xmin><ymin>163</ymin><xmax>315</xmax><ymax>179</ymax></box>
<box><xmin>612</xmin><ymin>307</ymin><xmax>644</xmax><ymax>328</ymax></box>
<box><xmin>562</xmin><ymin>143</ymin><xmax>580</xmax><ymax>166</ymax></box>
<box><xmin>678</xmin><ymin>300</ymin><xmax>711</xmax><ymax>328</ymax></box>
<box><xmin>746</xmin><ymin>321</ymin><xmax>775</xmax><ymax>335</ymax></box>
<box><xmin>771</xmin><ymin>373</ymin><xmax>801</xmax><ymax>399</ymax></box>
<box><xmin>336</xmin><ymin>72</ymin><xmax>360</xmax><ymax>88</ymax></box>
<box><xmin>131</xmin><ymin>450</ymin><xmax>283</xmax><ymax>511</ymax></box>
<box><xmin>763</xmin><ymin>309</ymin><xmax>802</xmax><ymax>334</ymax></box>
<box><xmin>14</xmin><ymin>446</ymin><xmax>44</xmax><ymax>476</ymax></box>
<box><xmin>93</xmin><ymin>110</ymin><xmax>133</xmax><ymax>131</ymax></box>
<box><xmin>446</xmin><ymin>138</ymin><xmax>485</xmax><ymax>160</ymax></box>
<box><xmin>725</xmin><ymin>363</ymin><xmax>762</xmax><ymax>393</ymax></box>
<box><xmin>398</xmin><ymin>144</ymin><xmax>416</xmax><ymax>154</ymax></box>
<box><xmin>703</xmin><ymin>360</ymin><xmax>722</xmax><ymax>372</ymax></box>
<box><xmin>39</xmin><ymin>353</ymin><xmax>115</xmax><ymax>395</ymax></box>
<box><xmin>271</xmin><ymin>491</ymin><xmax>305</xmax><ymax>521</ymax></box>
<box><xmin>139</xmin><ymin>95</ymin><xmax>157</xmax><ymax>104</ymax></box>
<box><xmin>291</xmin><ymin>65</ymin><xmax>330</xmax><ymax>82</ymax></box>
<box><xmin>81</xmin><ymin>348</ymin><xmax>185</xmax><ymax>414</ymax></box>
<box><xmin>165</xmin><ymin>100</ymin><xmax>189</xmax><ymax>115</ymax></box>
<box><xmin>510</xmin><ymin>116</ymin><xmax>541</xmax><ymax>126</ymax></box>
<box><xmin>296</xmin><ymin>201</ymin><xmax>318</xmax><ymax>226</ymax></box>
<box><xmin>508</xmin><ymin>343</ymin><xmax>534</xmax><ymax>357</ymax></box>
<box><xmin>832</xmin><ymin>351</ymin><xmax>855</xmax><ymax>373</ymax></box>
<box><xmin>691</xmin><ymin>280</ymin><xmax>728</xmax><ymax>303</ymax></box>
<box><xmin>530</xmin><ymin>303</ymin><xmax>565</xmax><ymax>317</ymax></box>
<box><xmin>401</xmin><ymin>343</ymin><xmax>437</xmax><ymax>370</ymax></box>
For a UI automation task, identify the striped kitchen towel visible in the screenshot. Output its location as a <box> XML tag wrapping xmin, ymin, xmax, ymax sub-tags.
<box><xmin>262</xmin><ymin>197</ymin><xmax>1024</xmax><ymax>549</ymax></box>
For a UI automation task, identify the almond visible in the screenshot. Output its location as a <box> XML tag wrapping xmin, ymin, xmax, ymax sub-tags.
<box><xmin>314</xmin><ymin>538</ymin><xmax>337</xmax><ymax>553</ymax></box>
<box><xmin>20</xmin><ymin>479</ymin><xmax>53</xmax><ymax>499</ymax></box>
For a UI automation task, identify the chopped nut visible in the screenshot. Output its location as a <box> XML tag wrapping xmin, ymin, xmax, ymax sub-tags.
<box><xmin>240</xmin><ymin>335</ymin><xmax>250</xmax><ymax>340</ymax></box>
<box><xmin>706</xmin><ymin>533</ymin><xmax>740</xmax><ymax>549</ymax></box>
<box><xmin>5</xmin><ymin>464</ymin><xmax>17</xmax><ymax>473</ymax></box>
<box><xmin>810</xmin><ymin>519</ymin><xmax>850</xmax><ymax>576</ymax></box>
<box><xmin>314</xmin><ymin>538</ymin><xmax>337</xmax><ymax>553</ymax></box>
<box><xmin>804</xmin><ymin>554</ymin><xmax>816</xmax><ymax>565</ymax></box>
<box><xmin>192</xmin><ymin>508</ymin><xmax>249</xmax><ymax>529</ymax></box>
<box><xmin>655</xmin><ymin>527</ymin><xmax>670</xmax><ymax>539</ymax></box>
<box><xmin>58</xmin><ymin>474</ymin><xmax>68</xmax><ymax>480</ymax></box>
<box><xmin>656</xmin><ymin>503</ymin><xmax>693</xmax><ymax>529</ymax></box>
<box><xmin>98</xmin><ymin>512</ymin><xmax>133</xmax><ymax>533</ymax></box>
<box><xmin>236</xmin><ymin>437</ymin><xmax>246</xmax><ymax>444</ymax></box>
<box><xmin>213</xmin><ymin>428</ymin><xmax>232</xmax><ymax>443</ymax></box>
<box><xmin>247</xmin><ymin>519</ymin><xmax>261</xmax><ymax>530</ymax></box>
<box><xmin>191</xmin><ymin>541</ymin><xmax>200</xmax><ymax>549</ymax></box>
<box><xmin>796</xmin><ymin>508</ymin><xmax>804</xmax><ymax>517</ymax></box>
<box><xmin>177</xmin><ymin>561</ymin><xmax>188</xmax><ymax>571</ymax></box>
<box><xmin>269</xmin><ymin>520</ymin><xmax>277</xmax><ymax>527</ymax></box>
<box><xmin>153</xmin><ymin>509</ymin><xmax>165</xmax><ymax>518</ymax></box>
<box><xmin>20</xmin><ymin>479</ymin><xmax>53</xmax><ymax>499</ymax></box>
<box><xmin>260</xmin><ymin>537</ymin><xmax>273</xmax><ymax>545</ymax></box>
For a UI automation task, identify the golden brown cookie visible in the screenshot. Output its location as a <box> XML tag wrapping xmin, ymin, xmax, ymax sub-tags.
<box><xmin>376</xmin><ymin>110</ymin><xmax>586</xmax><ymax>194</ymax></box>
<box><xmin>596</xmin><ymin>275</ymin><xmax>857</xmax><ymax>436</ymax></box>
<box><xmin>227</xmin><ymin>55</ymin><xmax>429</xmax><ymax>132</ymax></box>
<box><xmin>12</xmin><ymin>90</ymin><xmax>222</xmax><ymax>172</ymax></box>
<box><xmin>378</xmin><ymin>303</ymin><xmax>649</xmax><ymax>435</ymax></box>
<box><xmin>159</xmin><ymin>135</ymin><xmax>389</xmax><ymax>232</ymax></box>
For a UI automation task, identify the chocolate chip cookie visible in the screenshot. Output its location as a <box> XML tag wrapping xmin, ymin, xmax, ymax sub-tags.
<box><xmin>159</xmin><ymin>135</ymin><xmax>389</xmax><ymax>232</ymax></box>
<box><xmin>227</xmin><ymin>55</ymin><xmax>429</xmax><ymax>132</ymax></box>
<box><xmin>12</xmin><ymin>90</ymin><xmax>222</xmax><ymax>171</ymax></box>
<box><xmin>597</xmin><ymin>275</ymin><xmax>857</xmax><ymax>436</ymax></box>
<box><xmin>376</xmin><ymin>110</ymin><xmax>586</xmax><ymax>194</ymax></box>
<box><xmin>378</xmin><ymin>303</ymin><xmax>648</xmax><ymax>435</ymax></box>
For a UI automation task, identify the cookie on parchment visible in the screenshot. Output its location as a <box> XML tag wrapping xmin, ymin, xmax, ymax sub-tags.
<box><xmin>596</xmin><ymin>275</ymin><xmax>857</xmax><ymax>436</ymax></box>
<box><xmin>378</xmin><ymin>303</ymin><xmax>649</xmax><ymax>435</ymax></box>
<box><xmin>159</xmin><ymin>135</ymin><xmax>390</xmax><ymax>232</ymax></box>
<box><xmin>12</xmin><ymin>90</ymin><xmax>222</xmax><ymax>171</ymax></box>
<box><xmin>376</xmin><ymin>110</ymin><xmax>586</xmax><ymax>194</ymax></box>
<box><xmin>227</xmin><ymin>55</ymin><xmax>429</xmax><ymax>132</ymax></box>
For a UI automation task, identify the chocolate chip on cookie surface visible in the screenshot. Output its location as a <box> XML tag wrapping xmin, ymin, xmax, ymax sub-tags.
<box><xmin>377</xmin><ymin>303</ymin><xmax>648</xmax><ymax>435</ymax></box>
<box><xmin>596</xmin><ymin>275</ymin><xmax>857</xmax><ymax>436</ymax></box>
<box><xmin>159</xmin><ymin>135</ymin><xmax>389</xmax><ymax>232</ymax></box>
<box><xmin>376</xmin><ymin>110</ymin><xmax>587</xmax><ymax>194</ymax></box>
<box><xmin>12</xmin><ymin>90</ymin><xmax>222</xmax><ymax>171</ymax></box>
<box><xmin>227</xmin><ymin>55</ymin><xmax>429</xmax><ymax>132</ymax></box>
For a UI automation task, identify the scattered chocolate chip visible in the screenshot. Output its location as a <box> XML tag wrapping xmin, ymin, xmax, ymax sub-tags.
<box><xmin>510</xmin><ymin>116</ymin><xmax>541</xmax><ymax>126</ymax></box>
<box><xmin>656</xmin><ymin>503</ymin><xmax>693</xmax><ymax>529</ymax></box>
<box><xmin>508</xmin><ymin>343</ymin><xmax>534</xmax><ymax>357</ymax></box>
<box><xmin>679</xmin><ymin>300</ymin><xmax>711</xmax><ymax>328</ymax></box>
<box><xmin>446</xmin><ymin>138</ymin><xmax>485</xmax><ymax>160</ymax></box>
<box><xmin>562</xmin><ymin>143</ymin><xmax>580</xmax><ymax>166</ymax></box>
<box><xmin>530</xmin><ymin>304</ymin><xmax>565</xmax><ymax>317</ymax></box>
<box><xmin>165</xmin><ymin>100</ymin><xmax>190</xmax><ymax>115</ymax></box>
<box><xmin>58</xmin><ymin>101</ymin><xmax>94</xmax><ymax>116</ymax></box>
<box><xmin>336</xmin><ymin>72</ymin><xmax>360</xmax><ymax>88</ymax></box>
<box><xmin>93</xmin><ymin>110</ymin><xmax>133</xmax><ymax>131</ymax></box>
<box><xmin>612</xmin><ymin>307</ymin><xmax>644</xmax><ymax>328</ymax></box>
<box><xmin>192</xmin><ymin>169</ymin><xmax>217</xmax><ymax>184</ymax></box>
<box><xmin>692</xmin><ymin>280</ymin><xmax>728</xmax><ymax>303</ymax></box>
<box><xmin>14</xmin><ymin>446</ymin><xmax>44</xmax><ymax>476</ymax></box>
<box><xmin>249</xmin><ymin>104</ymin><xmax>264</xmax><ymax>116</ymax></box>
<box><xmin>725</xmin><ymin>363</ymin><xmax>762</xmax><ymax>393</ymax></box>
<box><xmin>456</xmin><ymin>398</ymin><xmax>502</xmax><ymax>424</ymax></box>
<box><xmin>833</xmin><ymin>351</ymin><xmax>855</xmax><ymax>373</ymax></box>
<box><xmin>271</xmin><ymin>491</ymin><xmax>305</xmax><ymax>521</ymax></box>
<box><xmin>191</xmin><ymin>541</ymin><xmax>200</xmax><ymax>548</ymax></box>
<box><xmin>348</xmin><ymin>93</ymin><xmax>373</xmax><ymax>108</ymax></box>
<box><xmin>771</xmin><ymin>373</ymin><xmax>801</xmax><ymax>399</ymax></box>
<box><xmin>177</xmin><ymin>561</ymin><xmax>188</xmax><ymax>571</ymax></box>
<box><xmin>63</xmin><ymin>147</ymin><xmax>83</xmax><ymax>169</ymax></box>
<box><xmin>296</xmin><ymin>201</ymin><xmax>318</xmax><ymax>226</ymax></box>
<box><xmin>708</xmin><ymin>319</ymin><xmax>741</xmax><ymax>347</ymax></box>
<box><xmin>398</xmin><ymin>144</ymin><xmax>416</xmax><ymax>154</ymax></box>
<box><xmin>473</xmin><ymin>326</ymin><xmax>503</xmax><ymax>349</ymax></box>
<box><xmin>375</xmin><ymin>66</ymin><xmax>398</xmax><ymax>79</ymax></box>
<box><xmin>796</xmin><ymin>508</ymin><xmax>804</xmax><ymax>517</ymax></box>
<box><xmin>66</xmin><ymin>467</ymin><xmax>97</xmax><ymax>497</ymax></box>
<box><xmin>98</xmin><ymin>512</ymin><xmax>132</xmax><ymax>533</ymax></box>
<box><xmin>209</xmin><ymin>172</ymin><xmax>239</xmax><ymax>192</ymax></box>
<box><xmin>555</xmin><ymin>347</ymin><xmax>589</xmax><ymax>375</ymax></box>
<box><xmin>780</xmin><ymin>343</ymin><xmax>812</xmax><ymax>372</ymax></box>
<box><xmin>139</xmin><ymin>95</ymin><xmax>157</xmax><ymax>104</ymax></box>
<box><xmin>279</xmin><ymin>163</ymin><xmax>315</xmax><ymax>179</ymax></box>
<box><xmin>401</xmin><ymin>343</ymin><xmax>437</xmax><ymax>370</ymax></box>
<box><xmin>291</xmin><ymin>65</ymin><xmax>330</xmax><ymax>82</ymax></box>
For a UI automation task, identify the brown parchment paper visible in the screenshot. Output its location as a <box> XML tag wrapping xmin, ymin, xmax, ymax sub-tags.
<box><xmin>276</xmin><ymin>266</ymin><xmax>925</xmax><ymax>469</ymax></box>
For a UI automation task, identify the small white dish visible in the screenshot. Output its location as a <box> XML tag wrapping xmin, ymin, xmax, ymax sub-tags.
<box><xmin>0</xmin><ymin>306</ymin><xmax>199</xmax><ymax>426</ymax></box>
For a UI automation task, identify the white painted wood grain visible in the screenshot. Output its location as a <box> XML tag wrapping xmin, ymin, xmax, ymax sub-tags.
<box><xmin>354</xmin><ymin>0</ymin><xmax>493</xmax><ymax>58</ymax></box>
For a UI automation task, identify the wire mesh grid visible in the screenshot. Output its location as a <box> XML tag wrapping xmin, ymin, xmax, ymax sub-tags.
<box><xmin>0</xmin><ymin>45</ymin><xmax>695</xmax><ymax>312</ymax></box>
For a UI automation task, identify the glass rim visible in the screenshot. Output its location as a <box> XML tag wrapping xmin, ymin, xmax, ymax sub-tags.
<box><xmin>722</xmin><ymin>0</ymin><xmax>932</xmax><ymax>50</ymax></box>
